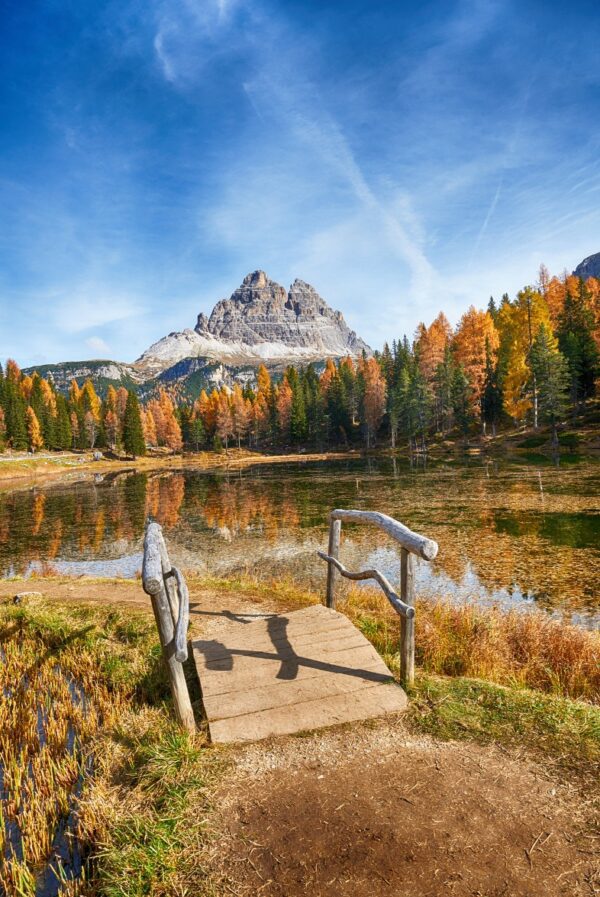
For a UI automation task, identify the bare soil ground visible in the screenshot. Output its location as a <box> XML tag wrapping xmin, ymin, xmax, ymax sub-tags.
<box><xmin>211</xmin><ymin>720</ymin><xmax>598</xmax><ymax>897</ymax></box>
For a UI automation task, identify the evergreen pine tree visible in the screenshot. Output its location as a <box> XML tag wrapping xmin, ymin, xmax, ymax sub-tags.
<box><xmin>557</xmin><ymin>280</ymin><xmax>599</xmax><ymax>404</ymax></box>
<box><xmin>289</xmin><ymin>370</ymin><xmax>307</xmax><ymax>445</ymax></box>
<box><xmin>55</xmin><ymin>395</ymin><xmax>73</xmax><ymax>450</ymax></box>
<box><xmin>481</xmin><ymin>339</ymin><xmax>503</xmax><ymax>436</ymax></box>
<box><xmin>530</xmin><ymin>323</ymin><xmax>569</xmax><ymax>446</ymax></box>
<box><xmin>122</xmin><ymin>391</ymin><xmax>146</xmax><ymax>458</ymax></box>
<box><xmin>4</xmin><ymin>381</ymin><xmax>27</xmax><ymax>450</ymax></box>
<box><xmin>452</xmin><ymin>365</ymin><xmax>472</xmax><ymax>436</ymax></box>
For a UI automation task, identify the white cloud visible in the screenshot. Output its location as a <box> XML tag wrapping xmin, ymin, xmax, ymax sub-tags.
<box><xmin>85</xmin><ymin>336</ymin><xmax>111</xmax><ymax>355</ymax></box>
<box><xmin>54</xmin><ymin>290</ymin><xmax>144</xmax><ymax>334</ymax></box>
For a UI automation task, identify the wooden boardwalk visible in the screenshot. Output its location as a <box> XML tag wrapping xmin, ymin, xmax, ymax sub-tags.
<box><xmin>193</xmin><ymin>604</ymin><xmax>407</xmax><ymax>744</ymax></box>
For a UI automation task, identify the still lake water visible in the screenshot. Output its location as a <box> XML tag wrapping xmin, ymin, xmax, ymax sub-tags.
<box><xmin>1</xmin><ymin>455</ymin><xmax>598</xmax><ymax>626</ymax></box>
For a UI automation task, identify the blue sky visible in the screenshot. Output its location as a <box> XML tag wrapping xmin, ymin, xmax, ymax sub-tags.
<box><xmin>1</xmin><ymin>0</ymin><xmax>599</xmax><ymax>366</ymax></box>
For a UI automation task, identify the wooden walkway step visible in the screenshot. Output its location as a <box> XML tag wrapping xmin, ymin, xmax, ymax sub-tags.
<box><xmin>192</xmin><ymin>604</ymin><xmax>407</xmax><ymax>743</ymax></box>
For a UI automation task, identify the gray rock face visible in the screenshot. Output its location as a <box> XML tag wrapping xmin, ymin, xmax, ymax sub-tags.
<box><xmin>194</xmin><ymin>270</ymin><xmax>369</xmax><ymax>355</ymax></box>
<box><xmin>573</xmin><ymin>253</ymin><xmax>600</xmax><ymax>280</ymax></box>
<box><xmin>135</xmin><ymin>271</ymin><xmax>370</xmax><ymax>373</ymax></box>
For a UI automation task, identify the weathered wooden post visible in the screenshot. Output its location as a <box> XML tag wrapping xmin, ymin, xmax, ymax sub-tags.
<box><xmin>326</xmin><ymin>516</ymin><xmax>341</xmax><ymax>609</ymax></box>
<box><xmin>400</xmin><ymin>548</ymin><xmax>416</xmax><ymax>687</ymax></box>
<box><xmin>142</xmin><ymin>521</ymin><xmax>195</xmax><ymax>734</ymax></box>
<box><xmin>319</xmin><ymin>509</ymin><xmax>437</xmax><ymax>691</ymax></box>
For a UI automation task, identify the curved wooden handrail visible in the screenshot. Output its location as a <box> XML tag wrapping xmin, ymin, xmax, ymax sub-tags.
<box><xmin>319</xmin><ymin>509</ymin><xmax>439</xmax><ymax>686</ymax></box>
<box><xmin>142</xmin><ymin>520</ymin><xmax>195</xmax><ymax>732</ymax></box>
<box><xmin>317</xmin><ymin>551</ymin><xmax>414</xmax><ymax>619</ymax></box>
<box><xmin>329</xmin><ymin>509</ymin><xmax>438</xmax><ymax>561</ymax></box>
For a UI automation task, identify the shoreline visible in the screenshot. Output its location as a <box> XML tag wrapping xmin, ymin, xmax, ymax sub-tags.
<box><xmin>0</xmin><ymin>447</ymin><xmax>366</xmax><ymax>491</ymax></box>
<box><xmin>1</xmin><ymin>421</ymin><xmax>598</xmax><ymax>491</ymax></box>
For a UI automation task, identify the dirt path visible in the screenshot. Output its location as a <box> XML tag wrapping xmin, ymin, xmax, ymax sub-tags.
<box><xmin>210</xmin><ymin>721</ymin><xmax>597</xmax><ymax>897</ymax></box>
<box><xmin>3</xmin><ymin>576</ymin><xmax>598</xmax><ymax>896</ymax></box>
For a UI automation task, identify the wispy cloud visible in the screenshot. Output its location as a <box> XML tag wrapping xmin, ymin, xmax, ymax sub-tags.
<box><xmin>86</xmin><ymin>336</ymin><xmax>111</xmax><ymax>355</ymax></box>
<box><xmin>2</xmin><ymin>0</ymin><xmax>600</xmax><ymax>364</ymax></box>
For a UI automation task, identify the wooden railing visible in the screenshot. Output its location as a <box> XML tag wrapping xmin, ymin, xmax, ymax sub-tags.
<box><xmin>142</xmin><ymin>520</ymin><xmax>195</xmax><ymax>733</ymax></box>
<box><xmin>317</xmin><ymin>509</ymin><xmax>439</xmax><ymax>686</ymax></box>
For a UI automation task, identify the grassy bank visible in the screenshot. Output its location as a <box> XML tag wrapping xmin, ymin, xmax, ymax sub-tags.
<box><xmin>0</xmin><ymin>598</ymin><xmax>221</xmax><ymax>897</ymax></box>
<box><xmin>1</xmin><ymin>589</ymin><xmax>598</xmax><ymax>896</ymax></box>
<box><xmin>0</xmin><ymin>447</ymin><xmax>363</xmax><ymax>490</ymax></box>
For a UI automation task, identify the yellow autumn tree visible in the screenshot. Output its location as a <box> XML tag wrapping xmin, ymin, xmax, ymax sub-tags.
<box><xmin>453</xmin><ymin>307</ymin><xmax>499</xmax><ymax>413</ymax></box>
<box><xmin>496</xmin><ymin>287</ymin><xmax>551</xmax><ymax>424</ymax></box>
<box><xmin>26</xmin><ymin>407</ymin><xmax>44</xmax><ymax>452</ymax></box>
<box><xmin>415</xmin><ymin>312</ymin><xmax>453</xmax><ymax>387</ymax></box>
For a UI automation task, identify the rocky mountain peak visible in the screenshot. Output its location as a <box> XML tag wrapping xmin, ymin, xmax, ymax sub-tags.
<box><xmin>573</xmin><ymin>252</ymin><xmax>600</xmax><ymax>280</ymax></box>
<box><xmin>137</xmin><ymin>271</ymin><xmax>370</xmax><ymax>374</ymax></box>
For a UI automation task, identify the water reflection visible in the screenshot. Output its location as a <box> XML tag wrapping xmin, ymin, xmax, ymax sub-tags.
<box><xmin>0</xmin><ymin>458</ymin><xmax>598</xmax><ymax>625</ymax></box>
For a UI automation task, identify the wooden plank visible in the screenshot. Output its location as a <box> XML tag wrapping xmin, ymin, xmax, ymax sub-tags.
<box><xmin>203</xmin><ymin>660</ymin><xmax>394</xmax><ymax>720</ymax></box>
<box><xmin>194</xmin><ymin>624</ymin><xmax>356</xmax><ymax>666</ymax></box>
<box><xmin>195</xmin><ymin>613</ymin><xmax>352</xmax><ymax>660</ymax></box>
<box><xmin>193</xmin><ymin>605</ymin><xmax>408</xmax><ymax>743</ymax></box>
<box><xmin>209</xmin><ymin>682</ymin><xmax>407</xmax><ymax>744</ymax></box>
<box><xmin>197</xmin><ymin>642</ymin><xmax>389</xmax><ymax>697</ymax></box>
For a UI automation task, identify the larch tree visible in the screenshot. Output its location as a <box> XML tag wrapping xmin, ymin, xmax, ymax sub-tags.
<box><xmin>276</xmin><ymin>377</ymin><xmax>293</xmax><ymax>443</ymax></box>
<box><xmin>215</xmin><ymin>392</ymin><xmax>234</xmax><ymax>450</ymax></box>
<box><xmin>361</xmin><ymin>357</ymin><xmax>387</xmax><ymax>447</ymax></box>
<box><xmin>26</xmin><ymin>407</ymin><xmax>44</xmax><ymax>452</ymax></box>
<box><xmin>415</xmin><ymin>312</ymin><xmax>452</xmax><ymax>388</ymax></box>
<box><xmin>231</xmin><ymin>385</ymin><xmax>250</xmax><ymax>448</ymax></box>
<box><xmin>453</xmin><ymin>307</ymin><xmax>499</xmax><ymax>419</ymax></box>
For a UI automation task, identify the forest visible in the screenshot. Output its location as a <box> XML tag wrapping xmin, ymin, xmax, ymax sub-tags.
<box><xmin>1</xmin><ymin>266</ymin><xmax>598</xmax><ymax>456</ymax></box>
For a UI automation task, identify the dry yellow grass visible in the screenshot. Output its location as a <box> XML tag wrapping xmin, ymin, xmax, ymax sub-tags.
<box><xmin>337</xmin><ymin>586</ymin><xmax>600</xmax><ymax>702</ymax></box>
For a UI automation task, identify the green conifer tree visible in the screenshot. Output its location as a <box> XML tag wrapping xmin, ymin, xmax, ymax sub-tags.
<box><xmin>122</xmin><ymin>391</ymin><xmax>146</xmax><ymax>458</ymax></box>
<box><xmin>481</xmin><ymin>339</ymin><xmax>503</xmax><ymax>436</ymax></box>
<box><xmin>530</xmin><ymin>323</ymin><xmax>569</xmax><ymax>447</ymax></box>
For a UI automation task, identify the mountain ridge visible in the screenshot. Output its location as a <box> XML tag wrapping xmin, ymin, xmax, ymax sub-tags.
<box><xmin>24</xmin><ymin>271</ymin><xmax>371</xmax><ymax>396</ymax></box>
<box><xmin>135</xmin><ymin>270</ymin><xmax>369</xmax><ymax>375</ymax></box>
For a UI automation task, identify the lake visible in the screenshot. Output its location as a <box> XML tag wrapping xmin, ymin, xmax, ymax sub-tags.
<box><xmin>1</xmin><ymin>455</ymin><xmax>598</xmax><ymax>626</ymax></box>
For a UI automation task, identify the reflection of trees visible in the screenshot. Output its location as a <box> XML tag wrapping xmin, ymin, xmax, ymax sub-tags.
<box><xmin>0</xmin><ymin>464</ymin><xmax>596</xmax><ymax>619</ymax></box>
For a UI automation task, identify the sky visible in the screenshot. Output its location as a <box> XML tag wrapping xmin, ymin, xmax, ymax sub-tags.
<box><xmin>1</xmin><ymin>0</ymin><xmax>600</xmax><ymax>366</ymax></box>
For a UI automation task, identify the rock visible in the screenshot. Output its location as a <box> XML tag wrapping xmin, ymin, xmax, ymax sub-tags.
<box><xmin>573</xmin><ymin>252</ymin><xmax>600</xmax><ymax>280</ymax></box>
<box><xmin>93</xmin><ymin>451</ymin><xmax>103</xmax><ymax>461</ymax></box>
<box><xmin>13</xmin><ymin>591</ymin><xmax>43</xmax><ymax>604</ymax></box>
<box><xmin>24</xmin><ymin>270</ymin><xmax>372</xmax><ymax>391</ymax></box>
<box><xmin>136</xmin><ymin>271</ymin><xmax>370</xmax><ymax>373</ymax></box>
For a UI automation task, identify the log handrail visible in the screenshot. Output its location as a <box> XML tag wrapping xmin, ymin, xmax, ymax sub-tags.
<box><xmin>316</xmin><ymin>552</ymin><xmax>415</xmax><ymax>619</ymax></box>
<box><xmin>329</xmin><ymin>509</ymin><xmax>438</xmax><ymax>561</ymax></box>
<box><xmin>142</xmin><ymin>520</ymin><xmax>195</xmax><ymax>732</ymax></box>
<box><xmin>318</xmin><ymin>509</ymin><xmax>439</xmax><ymax>686</ymax></box>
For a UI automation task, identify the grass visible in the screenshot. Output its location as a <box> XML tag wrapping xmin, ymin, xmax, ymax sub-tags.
<box><xmin>407</xmin><ymin>673</ymin><xmax>600</xmax><ymax>778</ymax></box>
<box><xmin>334</xmin><ymin>587</ymin><xmax>600</xmax><ymax>703</ymax></box>
<box><xmin>0</xmin><ymin>598</ymin><xmax>220</xmax><ymax>897</ymax></box>
<box><xmin>1</xmin><ymin>586</ymin><xmax>599</xmax><ymax>896</ymax></box>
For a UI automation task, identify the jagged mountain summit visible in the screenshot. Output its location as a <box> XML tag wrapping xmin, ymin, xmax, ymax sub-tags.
<box><xmin>136</xmin><ymin>271</ymin><xmax>370</xmax><ymax>374</ymax></box>
<box><xmin>573</xmin><ymin>252</ymin><xmax>600</xmax><ymax>280</ymax></box>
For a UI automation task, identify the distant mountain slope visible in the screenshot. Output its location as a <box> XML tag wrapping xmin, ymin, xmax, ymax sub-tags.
<box><xmin>573</xmin><ymin>252</ymin><xmax>600</xmax><ymax>279</ymax></box>
<box><xmin>24</xmin><ymin>271</ymin><xmax>370</xmax><ymax>396</ymax></box>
